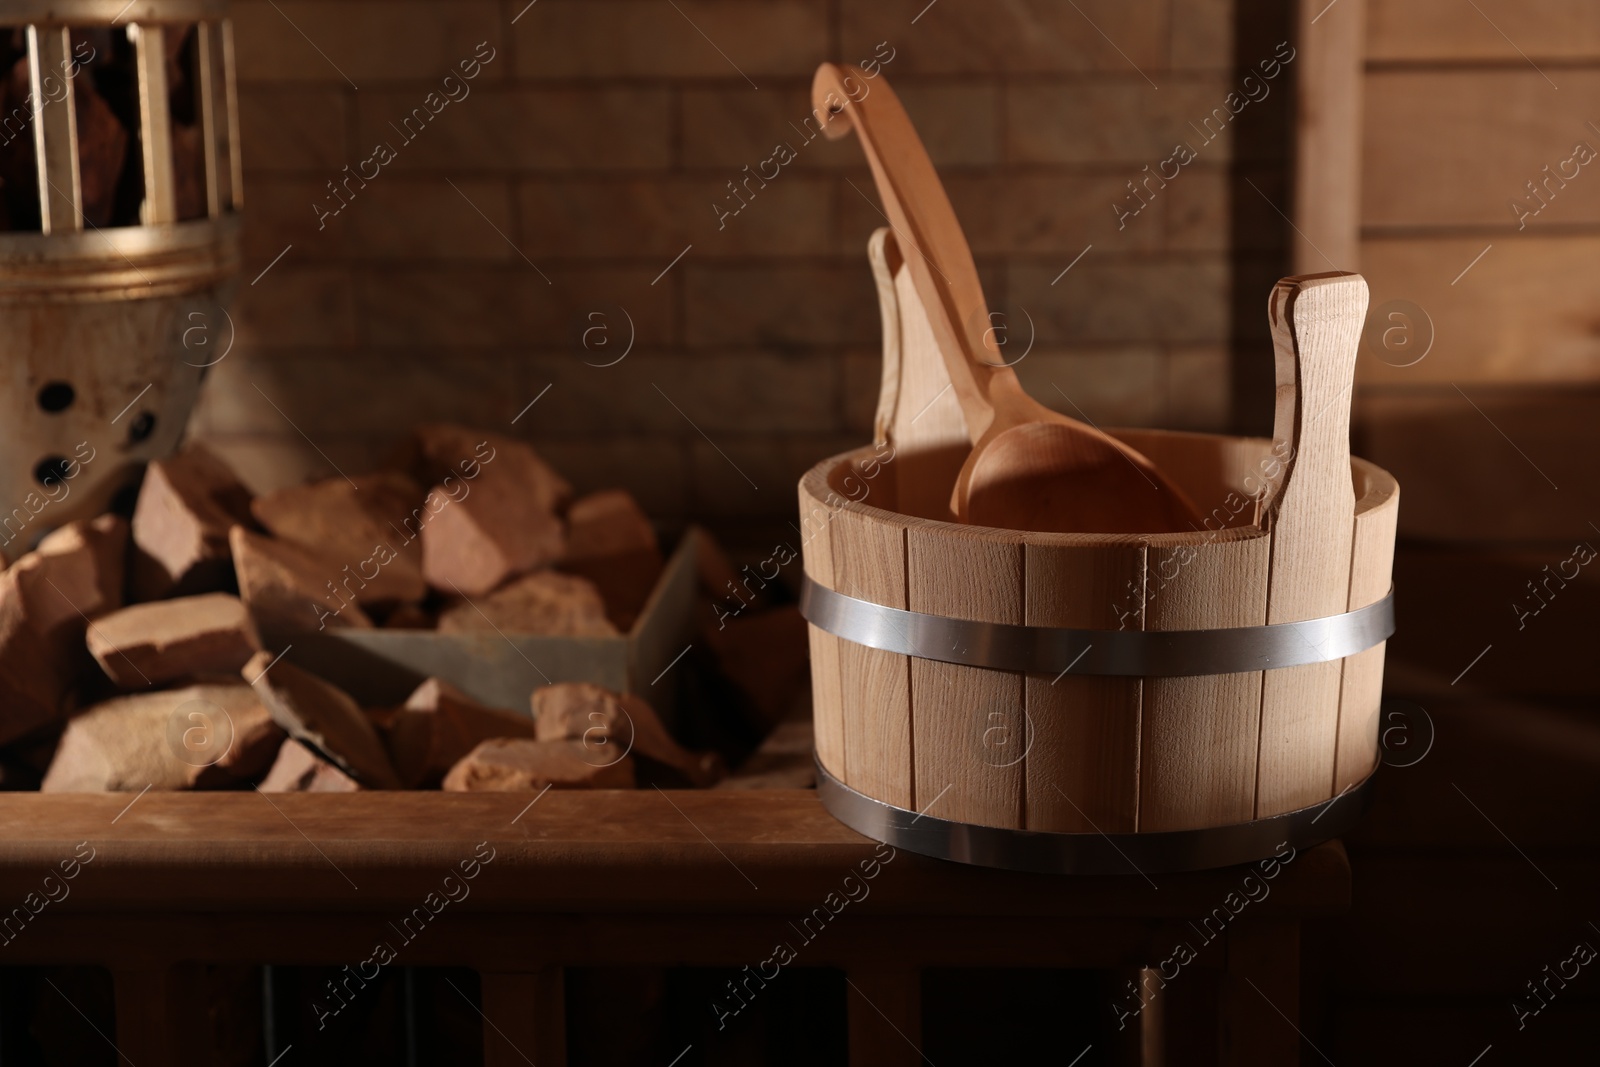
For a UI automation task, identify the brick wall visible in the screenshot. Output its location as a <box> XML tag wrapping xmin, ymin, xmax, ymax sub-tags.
<box><xmin>195</xmin><ymin>0</ymin><xmax>1293</xmax><ymax>543</ymax></box>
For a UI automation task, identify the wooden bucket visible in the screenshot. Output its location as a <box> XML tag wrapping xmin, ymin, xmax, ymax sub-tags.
<box><xmin>798</xmin><ymin>233</ymin><xmax>1399</xmax><ymax>874</ymax></box>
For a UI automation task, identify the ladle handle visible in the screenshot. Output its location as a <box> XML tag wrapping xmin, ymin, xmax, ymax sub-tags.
<box><xmin>813</xmin><ymin>63</ymin><xmax>1012</xmax><ymax>442</ymax></box>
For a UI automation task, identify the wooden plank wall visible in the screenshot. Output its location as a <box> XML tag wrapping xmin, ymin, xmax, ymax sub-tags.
<box><xmin>1297</xmin><ymin>0</ymin><xmax>1600</xmax><ymax>543</ymax></box>
<box><xmin>1301</xmin><ymin>0</ymin><xmax>1600</xmax><ymax>387</ymax></box>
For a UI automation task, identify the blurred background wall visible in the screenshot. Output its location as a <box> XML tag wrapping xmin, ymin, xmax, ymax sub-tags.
<box><xmin>193</xmin><ymin>0</ymin><xmax>1293</xmax><ymax>546</ymax></box>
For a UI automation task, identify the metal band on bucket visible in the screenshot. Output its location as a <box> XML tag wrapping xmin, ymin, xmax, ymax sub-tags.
<box><xmin>799</xmin><ymin>576</ymin><xmax>1394</xmax><ymax>677</ymax></box>
<box><xmin>816</xmin><ymin>755</ymin><xmax>1377</xmax><ymax>875</ymax></box>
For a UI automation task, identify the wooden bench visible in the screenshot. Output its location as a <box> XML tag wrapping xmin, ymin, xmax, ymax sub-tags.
<box><xmin>0</xmin><ymin>790</ymin><xmax>1349</xmax><ymax>1065</ymax></box>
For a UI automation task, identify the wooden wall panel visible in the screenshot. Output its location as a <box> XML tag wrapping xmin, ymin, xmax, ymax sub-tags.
<box><xmin>1307</xmin><ymin>0</ymin><xmax>1600</xmax><ymax>396</ymax></box>
<box><xmin>1353</xmin><ymin>386</ymin><xmax>1600</xmax><ymax>542</ymax></box>
<box><xmin>1367</xmin><ymin>0</ymin><xmax>1600</xmax><ymax>62</ymax></box>
<box><xmin>1362</xmin><ymin>71</ymin><xmax>1600</xmax><ymax>230</ymax></box>
<box><xmin>1359</xmin><ymin>236</ymin><xmax>1600</xmax><ymax>384</ymax></box>
<box><xmin>1294</xmin><ymin>0</ymin><xmax>1366</xmax><ymax>275</ymax></box>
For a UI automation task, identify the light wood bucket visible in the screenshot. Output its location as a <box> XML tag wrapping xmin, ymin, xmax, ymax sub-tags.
<box><xmin>798</xmin><ymin>237</ymin><xmax>1399</xmax><ymax>874</ymax></box>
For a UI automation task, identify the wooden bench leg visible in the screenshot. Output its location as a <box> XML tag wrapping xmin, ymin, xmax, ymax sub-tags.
<box><xmin>1111</xmin><ymin>966</ymin><xmax>1166</xmax><ymax>1067</ymax></box>
<box><xmin>1138</xmin><ymin>966</ymin><xmax>1166</xmax><ymax>1067</ymax></box>
<box><xmin>847</xmin><ymin>965</ymin><xmax>922</xmax><ymax>1067</ymax></box>
<box><xmin>480</xmin><ymin>968</ymin><xmax>566</xmax><ymax>1067</ymax></box>
<box><xmin>1220</xmin><ymin>919</ymin><xmax>1300</xmax><ymax>1067</ymax></box>
<box><xmin>112</xmin><ymin>964</ymin><xmax>206</xmax><ymax>1066</ymax></box>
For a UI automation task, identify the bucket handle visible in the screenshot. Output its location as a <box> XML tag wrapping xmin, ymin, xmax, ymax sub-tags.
<box><xmin>1260</xmin><ymin>271</ymin><xmax>1367</xmax><ymax>528</ymax></box>
<box><xmin>1259</xmin><ymin>271</ymin><xmax>1369</xmax><ymax>620</ymax></box>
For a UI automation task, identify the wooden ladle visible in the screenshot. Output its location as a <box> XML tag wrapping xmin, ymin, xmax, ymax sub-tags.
<box><xmin>813</xmin><ymin>63</ymin><xmax>1201</xmax><ymax>534</ymax></box>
